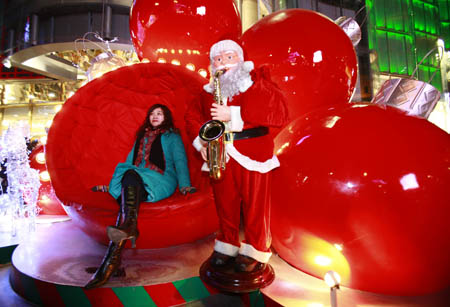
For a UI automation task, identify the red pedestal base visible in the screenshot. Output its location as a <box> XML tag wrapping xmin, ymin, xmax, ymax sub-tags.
<box><xmin>200</xmin><ymin>257</ymin><xmax>275</xmax><ymax>294</ymax></box>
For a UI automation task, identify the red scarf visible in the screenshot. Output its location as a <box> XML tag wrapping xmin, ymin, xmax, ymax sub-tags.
<box><xmin>134</xmin><ymin>128</ymin><xmax>165</xmax><ymax>174</ymax></box>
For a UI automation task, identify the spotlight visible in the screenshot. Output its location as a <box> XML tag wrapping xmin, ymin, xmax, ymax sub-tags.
<box><xmin>324</xmin><ymin>270</ymin><xmax>340</xmax><ymax>307</ymax></box>
<box><xmin>198</xmin><ymin>69</ymin><xmax>207</xmax><ymax>78</ymax></box>
<box><xmin>36</xmin><ymin>152</ymin><xmax>46</xmax><ymax>164</ymax></box>
<box><xmin>186</xmin><ymin>63</ymin><xmax>195</xmax><ymax>71</ymax></box>
<box><xmin>39</xmin><ymin>171</ymin><xmax>51</xmax><ymax>182</ymax></box>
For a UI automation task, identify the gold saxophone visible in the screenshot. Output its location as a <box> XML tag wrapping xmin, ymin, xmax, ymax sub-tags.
<box><xmin>199</xmin><ymin>70</ymin><xmax>228</xmax><ymax>180</ymax></box>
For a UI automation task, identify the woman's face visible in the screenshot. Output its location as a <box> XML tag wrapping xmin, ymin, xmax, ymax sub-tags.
<box><xmin>149</xmin><ymin>107</ymin><xmax>165</xmax><ymax>128</ymax></box>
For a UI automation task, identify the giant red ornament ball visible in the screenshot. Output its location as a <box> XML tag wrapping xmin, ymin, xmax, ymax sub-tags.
<box><xmin>46</xmin><ymin>63</ymin><xmax>218</xmax><ymax>249</ymax></box>
<box><xmin>130</xmin><ymin>0</ymin><xmax>242</xmax><ymax>79</ymax></box>
<box><xmin>272</xmin><ymin>103</ymin><xmax>450</xmax><ymax>295</ymax></box>
<box><xmin>28</xmin><ymin>145</ymin><xmax>66</xmax><ymax>215</ymax></box>
<box><xmin>241</xmin><ymin>9</ymin><xmax>358</xmax><ymax>123</ymax></box>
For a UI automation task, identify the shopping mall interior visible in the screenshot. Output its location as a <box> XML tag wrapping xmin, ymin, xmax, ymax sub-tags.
<box><xmin>0</xmin><ymin>1</ymin><xmax>449</xmax><ymax>306</ymax></box>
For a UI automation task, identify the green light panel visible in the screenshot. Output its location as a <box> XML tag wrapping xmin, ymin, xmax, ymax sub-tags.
<box><xmin>375</xmin><ymin>30</ymin><xmax>389</xmax><ymax>72</ymax></box>
<box><xmin>413</xmin><ymin>1</ymin><xmax>426</xmax><ymax>31</ymax></box>
<box><xmin>405</xmin><ymin>36</ymin><xmax>415</xmax><ymax>76</ymax></box>
<box><xmin>388</xmin><ymin>32</ymin><xmax>407</xmax><ymax>74</ymax></box>
<box><xmin>438</xmin><ymin>0</ymin><xmax>450</xmax><ymax>49</ymax></box>
<box><xmin>439</xmin><ymin>0</ymin><xmax>449</xmax><ymax>20</ymax></box>
<box><xmin>367</xmin><ymin>0</ymin><xmax>444</xmax><ymax>91</ymax></box>
<box><xmin>430</xmin><ymin>67</ymin><xmax>442</xmax><ymax>89</ymax></box>
<box><xmin>367</xmin><ymin>0</ymin><xmax>375</xmax><ymax>49</ymax></box>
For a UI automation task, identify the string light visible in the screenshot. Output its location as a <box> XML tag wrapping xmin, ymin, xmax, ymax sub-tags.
<box><xmin>35</xmin><ymin>152</ymin><xmax>46</xmax><ymax>164</ymax></box>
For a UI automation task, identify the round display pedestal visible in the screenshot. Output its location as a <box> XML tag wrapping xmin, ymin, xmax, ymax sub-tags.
<box><xmin>200</xmin><ymin>257</ymin><xmax>275</xmax><ymax>293</ymax></box>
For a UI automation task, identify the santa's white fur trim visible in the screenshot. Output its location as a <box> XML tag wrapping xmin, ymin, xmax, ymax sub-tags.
<box><xmin>239</xmin><ymin>243</ymin><xmax>272</xmax><ymax>263</ymax></box>
<box><xmin>192</xmin><ymin>136</ymin><xmax>205</xmax><ymax>152</ymax></box>
<box><xmin>203</xmin><ymin>83</ymin><xmax>214</xmax><ymax>93</ymax></box>
<box><xmin>214</xmin><ymin>240</ymin><xmax>240</xmax><ymax>257</ymax></box>
<box><xmin>226</xmin><ymin>144</ymin><xmax>280</xmax><ymax>173</ymax></box>
<box><xmin>242</xmin><ymin>61</ymin><xmax>254</xmax><ymax>72</ymax></box>
<box><xmin>230</xmin><ymin>106</ymin><xmax>244</xmax><ymax>132</ymax></box>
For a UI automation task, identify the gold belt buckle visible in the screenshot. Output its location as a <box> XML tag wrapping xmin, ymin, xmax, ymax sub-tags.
<box><xmin>224</xmin><ymin>131</ymin><xmax>234</xmax><ymax>144</ymax></box>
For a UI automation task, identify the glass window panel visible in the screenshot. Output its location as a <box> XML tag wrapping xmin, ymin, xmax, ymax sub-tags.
<box><xmin>425</xmin><ymin>5</ymin><xmax>431</xmax><ymax>33</ymax></box>
<box><xmin>376</xmin><ymin>31</ymin><xmax>390</xmax><ymax>72</ymax></box>
<box><xmin>31</xmin><ymin>105</ymin><xmax>59</xmax><ymax>136</ymax></box>
<box><xmin>424</xmin><ymin>4</ymin><xmax>437</xmax><ymax>34</ymax></box>
<box><xmin>402</xmin><ymin>0</ymin><xmax>410</xmax><ymax>33</ymax></box>
<box><xmin>441</xmin><ymin>23</ymin><xmax>450</xmax><ymax>49</ymax></box>
<box><xmin>418</xmin><ymin>66</ymin><xmax>429</xmax><ymax>82</ymax></box>
<box><xmin>2</xmin><ymin>84</ymin><xmax>30</xmax><ymax>105</ymax></box>
<box><xmin>406</xmin><ymin>36</ymin><xmax>416</xmax><ymax>75</ymax></box>
<box><xmin>413</xmin><ymin>1</ymin><xmax>425</xmax><ymax>31</ymax></box>
<box><xmin>32</xmin><ymin>105</ymin><xmax>58</xmax><ymax>120</ymax></box>
<box><xmin>438</xmin><ymin>0</ymin><xmax>449</xmax><ymax>21</ymax></box>
<box><xmin>415</xmin><ymin>33</ymin><xmax>428</xmax><ymax>66</ymax></box>
<box><xmin>399</xmin><ymin>35</ymin><xmax>409</xmax><ymax>75</ymax></box>
<box><xmin>2</xmin><ymin>107</ymin><xmax>31</xmax><ymax>129</ymax></box>
<box><xmin>388</xmin><ymin>33</ymin><xmax>400</xmax><ymax>73</ymax></box>
<box><xmin>433</xmin><ymin>6</ymin><xmax>439</xmax><ymax>34</ymax></box>
<box><xmin>385</xmin><ymin>0</ymin><xmax>395</xmax><ymax>30</ymax></box>
<box><xmin>430</xmin><ymin>68</ymin><xmax>442</xmax><ymax>91</ymax></box>
<box><xmin>374</xmin><ymin>0</ymin><xmax>387</xmax><ymax>28</ymax></box>
<box><xmin>428</xmin><ymin>37</ymin><xmax>439</xmax><ymax>67</ymax></box>
<box><xmin>392</xmin><ymin>0</ymin><xmax>404</xmax><ymax>31</ymax></box>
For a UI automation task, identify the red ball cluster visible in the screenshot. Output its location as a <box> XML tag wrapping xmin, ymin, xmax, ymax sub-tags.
<box><xmin>272</xmin><ymin>103</ymin><xmax>450</xmax><ymax>295</ymax></box>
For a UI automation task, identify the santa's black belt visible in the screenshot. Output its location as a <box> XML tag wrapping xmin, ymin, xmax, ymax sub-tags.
<box><xmin>224</xmin><ymin>126</ymin><xmax>269</xmax><ymax>142</ymax></box>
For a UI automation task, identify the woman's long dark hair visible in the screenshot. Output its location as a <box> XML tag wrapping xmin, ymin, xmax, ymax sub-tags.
<box><xmin>135</xmin><ymin>104</ymin><xmax>178</xmax><ymax>141</ymax></box>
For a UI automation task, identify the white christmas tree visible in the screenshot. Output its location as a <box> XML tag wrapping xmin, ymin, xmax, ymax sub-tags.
<box><xmin>0</xmin><ymin>122</ymin><xmax>41</xmax><ymax>236</ymax></box>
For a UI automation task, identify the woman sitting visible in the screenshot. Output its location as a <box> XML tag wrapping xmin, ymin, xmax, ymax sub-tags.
<box><xmin>85</xmin><ymin>103</ymin><xmax>195</xmax><ymax>289</ymax></box>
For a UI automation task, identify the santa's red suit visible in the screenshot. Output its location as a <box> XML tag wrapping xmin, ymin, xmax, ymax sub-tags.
<box><xmin>186</xmin><ymin>63</ymin><xmax>288</xmax><ymax>263</ymax></box>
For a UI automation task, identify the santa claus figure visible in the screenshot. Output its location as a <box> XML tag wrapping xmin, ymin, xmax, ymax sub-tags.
<box><xmin>186</xmin><ymin>40</ymin><xmax>288</xmax><ymax>274</ymax></box>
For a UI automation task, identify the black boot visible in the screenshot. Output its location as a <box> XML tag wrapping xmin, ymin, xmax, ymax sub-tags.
<box><xmin>209</xmin><ymin>251</ymin><xmax>234</xmax><ymax>268</ymax></box>
<box><xmin>84</xmin><ymin>240</ymin><xmax>125</xmax><ymax>289</ymax></box>
<box><xmin>235</xmin><ymin>254</ymin><xmax>265</xmax><ymax>273</ymax></box>
<box><xmin>107</xmin><ymin>185</ymin><xmax>141</xmax><ymax>248</ymax></box>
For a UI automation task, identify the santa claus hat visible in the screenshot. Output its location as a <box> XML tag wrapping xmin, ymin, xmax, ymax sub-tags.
<box><xmin>209</xmin><ymin>40</ymin><xmax>244</xmax><ymax>62</ymax></box>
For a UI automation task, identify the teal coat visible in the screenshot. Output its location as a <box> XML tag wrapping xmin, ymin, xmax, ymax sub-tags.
<box><xmin>108</xmin><ymin>131</ymin><xmax>191</xmax><ymax>202</ymax></box>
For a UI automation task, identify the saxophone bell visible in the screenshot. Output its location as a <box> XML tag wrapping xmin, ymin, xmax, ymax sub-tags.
<box><xmin>199</xmin><ymin>120</ymin><xmax>225</xmax><ymax>142</ymax></box>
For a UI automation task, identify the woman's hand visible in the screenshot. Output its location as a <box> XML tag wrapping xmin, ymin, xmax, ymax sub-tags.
<box><xmin>180</xmin><ymin>186</ymin><xmax>197</xmax><ymax>195</ymax></box>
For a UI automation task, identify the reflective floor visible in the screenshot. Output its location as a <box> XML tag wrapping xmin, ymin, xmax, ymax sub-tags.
<box><xmin>1</xmin><ymin>216</ymin><xmax>449</xmax><ymax>306</ymax></box>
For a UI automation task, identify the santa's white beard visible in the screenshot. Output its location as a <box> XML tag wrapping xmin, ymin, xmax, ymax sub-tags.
<box><xmin>212</xmin><ymin>62</ymin><xmax>250</xmax><ymax>100</ymax></box>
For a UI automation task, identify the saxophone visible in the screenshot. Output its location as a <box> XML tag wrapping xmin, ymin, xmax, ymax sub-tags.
<box><xmin>198</xmin><ymin>70</ymin><xmax>227</xmax><ymax>180</ymax></box>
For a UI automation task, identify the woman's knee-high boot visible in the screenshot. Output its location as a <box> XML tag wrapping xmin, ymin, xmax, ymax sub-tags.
<box><xmin>84</xmin><ymin>239</ymin><xmax>125</xmax><ymax>289</ymax></box>
<box><xmin>84</xmin><ymin>202</ymin><xmax>125</xmax><ymax>289</ymax></box>
<box><xmin>107</xmin><ymin>185</ymin><xmax>142</xmax><ymax>248</ymax></box>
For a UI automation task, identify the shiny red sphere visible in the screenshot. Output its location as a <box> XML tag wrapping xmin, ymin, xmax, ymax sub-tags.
<box><xmin>130</xmin><ymin>0</ymin><xmax>242</xmax><ymax>79</ymax></box>
<box><xmin>46</xmin><ymin>63</ymin><xmax>218</xmax><ymax>249</ymax></box>
<box><xmin>272</xmin><ymin>103</ymin><xmax>450</xmax><ymax>295</ymax></box>
<box><xmin>241</xmin><ymin>9</ymin><xmax>357</xmax><ymax>122</ymax></box>
<box><xmin>28</xmin><ymin>145</ymin><xmax>66</xmax><ymax>215</ymax></box>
